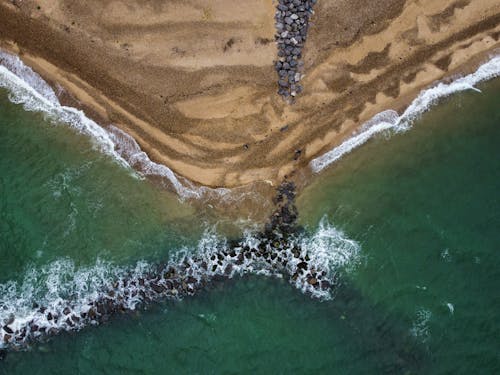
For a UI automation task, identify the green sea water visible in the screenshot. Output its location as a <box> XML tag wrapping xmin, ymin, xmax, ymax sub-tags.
<box><xmin>0</xmin><ymin>75</ymin><xmax>499</xmax><ymax>374</ymax></box>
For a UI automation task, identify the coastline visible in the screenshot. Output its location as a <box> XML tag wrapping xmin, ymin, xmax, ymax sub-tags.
<box><xmin>0</xmin><ymin>0</ymin><xmax>499</xmax><ymax>192</ymax></box>
<box><xmin>309</xmin><ymin>55</ymin><xmax>500</xmax><ymax>173</ymax></box>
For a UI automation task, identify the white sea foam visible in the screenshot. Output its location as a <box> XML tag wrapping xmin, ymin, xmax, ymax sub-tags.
<box><xmin>106</xmin><ymin>125</ymin><xmax>232</xmax><ymax>200</ymax></box>
<box><xmin>0</xmin><ymin>52</ymin><xmax>58</xmax><ymax>104</ymax></box>
<box><xmin>0</xmin><ymin>258</ymin><xmax>152</xmax><ymax>348</ymax></box>
<box><xmin>0</xmin><ymin>52</ymin><xmax>129</xmax><ymax>170</ymax></box>
<box><xmin>0</xmin><ymin>49</ymin><xmax>231</xmax><ymax>201</ymax></box>
<box><xmin>0</xmin><ymin>219</ymin><xmax>359</xmax><ymax>349</ymax></box>
<box><xmin>445</xmin><ymin>302</ymin><xmax>454</xmax><ymax>315</ymax></box>
<box><xmin>310</xmin><ymin>55</ymin><xmax>500</xmax><ymax>173</ymax></box>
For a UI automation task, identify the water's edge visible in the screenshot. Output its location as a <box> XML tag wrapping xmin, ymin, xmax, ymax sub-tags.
<box><xmin>0</xmin><ymin>50</ymin><xmax>231</xmax><ymax>201</ymax></box>
<box><xmin>310</xmin><ymin>54</ymin><xmax>500</xmax><ymax>173</ymax></box>
<box><xmin>2</xmin><ymin>50</ymin><xmax>500</xmax><ymax>201</ymax></box>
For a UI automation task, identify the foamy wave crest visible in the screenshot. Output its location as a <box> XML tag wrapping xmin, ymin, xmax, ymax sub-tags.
<box><xmin>0</xmin><ymin>52</ymin><xmax>58</xmax><ymax>104</ymax></box>
<box><xmin>106</xmin><ymin>125</ymin><xmax>231</xmax><ymax>200</ymax></box>
<box><xmin>0</xmin><ymin>51</ymin><xmax>130</xmax><ymax>170</ymax></box>
<box><xmin>0</xmin><ymin>219</ymin><xmax>359</xmax><ymax>349</ymax></box>
<box><xmin>0</xmin><ymin>258</ymin><xmax>152</xmax><ymax>349</ymax></box>
<box><xmin>310</xmin><ymin>55</ymin><xmax>500</xmax><ymax>173</ymax></box>
<box><xmin>0</xmin><ymin>49</ymin><xmax>230</xmax><ymax>200</ymax></box>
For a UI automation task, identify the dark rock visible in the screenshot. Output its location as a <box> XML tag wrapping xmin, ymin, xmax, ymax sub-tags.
<box><xmin>96</xmin><ymin>303</ymin><xmax>106</xmax><ymax>315</ymax></box>
<box><xmin>152</xmin><ymin>282</ymin><xmax>166</xmax><ymax>294</ymax></box>
<box><xmin>321</xmin><ymin>280</ymin><xmax>331</xmax><ymax>290</ymax></box>
<box><xmin>308</xmin><ymin>277</ymin><xmax>318</xmax><ymax>286</ymax></box>
<box><xmin>294</xmin><ymin>149</ymin><xmax>302</xmax><ymax>160</ymax></box>
<box><xmin>278</xmin><ymin>79</ymin><xmax>289</xmax><ymax>87</ymax></box>
<box><xmin>88</xmin><ymin>309</ymin><xmax>97</xmax><ymax>320</ymax></box>
<box><xmin>297</xmin><ymin>261</ymin><xmax>308</xmax><ymax>270</ymax></box>
<box><xmin>2</xmin><ymin>325</ymin><xmax>13</xmax><ymax>334</ymax></box>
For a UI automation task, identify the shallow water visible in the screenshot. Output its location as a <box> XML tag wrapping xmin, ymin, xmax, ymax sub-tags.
<box><xmin>0</xmin><ymin>91</ymin><xmax>202</xmax><ymax>273</ymax></box>
<box><xmin>0</xmin><ymin>72</ymin><xmax>499</xmax><ymax>374</ymax></box>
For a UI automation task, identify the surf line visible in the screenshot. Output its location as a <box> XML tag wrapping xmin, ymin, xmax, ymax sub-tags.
<box><xmin>0</xmin><ymin>49</ymin><xmax>231</xmax><ymax>201</ymax></box>
<box><xmin>310</xmin><ymin>55</ymin><xmax>500</xmax><ymax>173</ymax></box>
<box><xmin>0</xmin><ymin>182</ymin><xmax>359</xmax><ymax>352</ymax></box>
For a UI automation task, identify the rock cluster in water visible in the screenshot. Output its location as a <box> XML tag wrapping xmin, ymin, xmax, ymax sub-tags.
<box><xmin>274</xmin><ymin>0</ymin><xmax>317</xmax><ymax>100</ymax></box>
<box><xmin>1</xmin><ymin>182</ymin><xmax>335</xmax><ymax>354</ymax></box>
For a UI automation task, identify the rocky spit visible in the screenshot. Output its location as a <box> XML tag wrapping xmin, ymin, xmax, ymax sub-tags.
<box><xmin>0</xmin><ymin>183</ymin><xmax>337</xmax><ymax>354</ymax></box>
<box><xmin>274</xmin><ymin>0</ymin><xmax>317</xmax><ymax>100</ymax></box>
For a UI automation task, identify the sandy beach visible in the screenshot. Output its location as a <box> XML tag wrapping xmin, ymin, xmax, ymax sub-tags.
<box><xmin>0</xmin><ymin>0</ymin><xmax>499</xmax><ymax>189</ymax></box>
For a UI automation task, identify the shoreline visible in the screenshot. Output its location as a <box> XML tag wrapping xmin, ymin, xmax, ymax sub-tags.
<box><xmin>309</xmin><ymin>54</ymin><xmax>500</xmax><ymax>174</ymax></box>
<box><xmin>0</xmin><ymin>0</ymin><xmax>499</xmax><ymax>193</ymax></box>
<box><xmin>1</xmin><ymin>47</ymin><xmax>499</xmax><ymax>197</ymax></box>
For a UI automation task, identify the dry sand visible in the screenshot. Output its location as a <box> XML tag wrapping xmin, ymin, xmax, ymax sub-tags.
<box><xmin>0</xmin><ymin>0</ymin><xmax>499</xmax><ymax>189</ymax></box>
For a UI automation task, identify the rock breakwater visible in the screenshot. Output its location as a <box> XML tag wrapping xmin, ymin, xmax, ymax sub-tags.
<box><xmin>0</xmin><ymin>182</ymin><xmax>359</xmax><ymax>353</ymax></box>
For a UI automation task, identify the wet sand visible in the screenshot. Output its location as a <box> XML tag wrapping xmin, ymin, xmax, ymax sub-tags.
<box><xmin>0</xmin><ymin>0</ymin><xmax>499</xmax><ymax>188</ymax></box>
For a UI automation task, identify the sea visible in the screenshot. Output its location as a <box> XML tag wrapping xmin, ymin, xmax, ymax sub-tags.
<box><xmin>0</xmin><ymin>51</ymin><xmax>499</xmax><ymax>374</ymax></box>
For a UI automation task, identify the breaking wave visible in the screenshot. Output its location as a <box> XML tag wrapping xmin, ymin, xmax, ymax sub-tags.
<box><xmin>0</xmin><ymin>218</ymin><xmax>359</xmax><ymax>349</ymax></box>
<box><xmin>0</xmin><ymin>50</ymin><xmax>230</xmax><ymax>200</ymax></box>
<box><xmin>310</xmin><ymin>55</ymin><xmax>500</xmax><ymax>173</ymax></box>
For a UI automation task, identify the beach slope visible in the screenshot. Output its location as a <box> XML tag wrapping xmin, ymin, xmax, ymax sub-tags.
<box><xmin>0</xmin><ymin>0</ymin><xmax>499</xmax><ymax>187</ymax></box>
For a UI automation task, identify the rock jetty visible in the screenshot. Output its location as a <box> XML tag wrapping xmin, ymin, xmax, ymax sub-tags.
<box><xmin>0</xmin><ymin>182</ymin><xmax>336</xmax><ymax>353</ymax></box>
<box><xmin>274</xmin><ymin>0</ymin><xmax>317</xmax><ymax>100</ymax></box>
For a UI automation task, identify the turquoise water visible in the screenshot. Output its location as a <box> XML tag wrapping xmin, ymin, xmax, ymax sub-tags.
<box><xmin>297</xmin><ymin>78</ymin><xmax>500</xmax><ymax>373</ymax></box>
<box><xmin>0</xmin><ymin>90</ymin><xmax>202</xmax><ymax>277</ymax></box>
<box><xmin>0</xmin><ymin>74</ymin><xmax>499</xmax><ymax>374</ymax></box>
